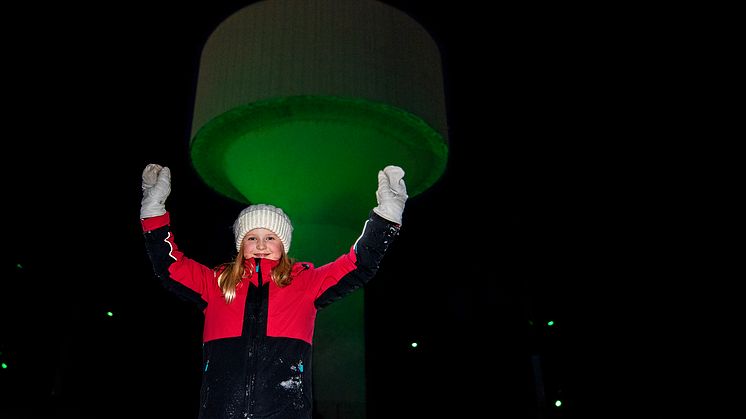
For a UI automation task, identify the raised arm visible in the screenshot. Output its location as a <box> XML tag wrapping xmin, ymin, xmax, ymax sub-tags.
<box><xmin>140</xmin><ymin>164</ymin><xmax>212</xmax><ymax>309</ymax></box>
<box><xmin>313</xmin><ymin>165</ymin><xmax>408</xmax><ymax>308</ymax></box>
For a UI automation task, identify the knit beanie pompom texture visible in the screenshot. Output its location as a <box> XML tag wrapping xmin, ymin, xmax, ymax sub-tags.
<box><xmin>233</xmin><ymin>204</ymin><xmax>293</xmax><ymax>253</ymax></box>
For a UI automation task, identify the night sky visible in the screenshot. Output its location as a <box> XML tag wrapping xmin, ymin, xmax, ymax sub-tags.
<box><xmin>0</xmin><ymin>1</ymin><xmax>641</xmax><ymax>418</ymax></box>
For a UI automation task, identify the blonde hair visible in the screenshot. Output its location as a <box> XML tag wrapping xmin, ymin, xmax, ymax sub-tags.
<box><xmin>216</xmin><ymin>246</ymin><xmax>295</xmax><ymax>303</ymax></box>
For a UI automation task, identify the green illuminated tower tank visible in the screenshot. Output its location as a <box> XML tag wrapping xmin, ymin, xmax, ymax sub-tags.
<box><xmin>189</xmin><ymin>0</ymin><xmax>448</xmax><ymax>416</ymax></box>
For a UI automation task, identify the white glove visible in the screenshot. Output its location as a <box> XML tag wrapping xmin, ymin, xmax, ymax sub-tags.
<box><xmin>372</xmin><ymin>165</ymin><xmax>408</xmax><ymax>224</ymax></box>
<box><xmin>140</xmin><ymin>163</ymin><xmax>171</xmax><ymax>218</ymax></box>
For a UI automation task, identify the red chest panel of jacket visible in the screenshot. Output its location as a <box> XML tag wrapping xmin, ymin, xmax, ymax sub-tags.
<box><xmin>166</xmin><ymin>249</ymin><xmax>358</xmax><ymax>344</ymax></box>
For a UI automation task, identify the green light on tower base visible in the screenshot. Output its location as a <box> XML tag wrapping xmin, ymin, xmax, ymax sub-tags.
<box><xmin>191</xmin><ymin>95</ymin><xmax>447</xmax><ymax>259</ymax></box>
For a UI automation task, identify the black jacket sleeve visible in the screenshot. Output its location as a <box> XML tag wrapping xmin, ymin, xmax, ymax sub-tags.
<box><xmin>314</xmin><ymin>211</ymin><xmax>400</xmax><ymax>309</ymax></box>
<box><xmin>144</xmin><ymin>225</ymin><xmax>208</xmax><ymax>310</ymax></box>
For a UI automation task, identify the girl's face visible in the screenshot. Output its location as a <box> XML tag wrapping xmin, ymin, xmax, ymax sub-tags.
<box><xmin>242</xmin><ymin>228</ymin><xmax>284</xmax><ymax>261</ymax></box>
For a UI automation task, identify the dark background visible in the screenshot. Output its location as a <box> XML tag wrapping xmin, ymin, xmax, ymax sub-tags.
<box><xmin>0</xmin><ymin>1</ymin><xmax>657</xmax><ymax>418</ymax></box>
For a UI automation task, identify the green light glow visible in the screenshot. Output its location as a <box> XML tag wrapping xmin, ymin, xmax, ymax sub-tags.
<box><xmin>1</xmin><ymin>363</ymin><xmax>7</xmax><ymax>369</ymax></box>
<box><xmin>107</xmin><ymin>311</ymin><xmax>113</xmax><ymax>317</ymax></box>
<box><xmin>191</xmin><ymin>95</ymin><xmax>447</xmax><ymax>258</ymax></box>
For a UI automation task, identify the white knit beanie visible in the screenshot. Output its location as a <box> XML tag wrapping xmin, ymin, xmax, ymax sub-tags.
<box><xmin>233</xmin><ymin>204</ymin><xmax>293</xmax><ymax>253</ymax></box>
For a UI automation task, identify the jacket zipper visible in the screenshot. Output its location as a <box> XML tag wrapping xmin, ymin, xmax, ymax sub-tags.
<box><xmin>245</xmin><ymin>259</ymin><xmax>264</xmax><ymax>417</ymax></box>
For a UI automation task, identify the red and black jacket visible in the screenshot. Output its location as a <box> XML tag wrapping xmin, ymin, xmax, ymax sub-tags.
<box><xmin>142</xmin><ymin>211</ymin><xmax>399</xmax><ymax>419</ymax></box>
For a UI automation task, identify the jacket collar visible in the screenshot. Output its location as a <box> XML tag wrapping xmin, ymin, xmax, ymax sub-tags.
<box><xmin>244</xmin><ymin>257</ymin><xmax>280</xmax><ymax>274</ymax></box>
